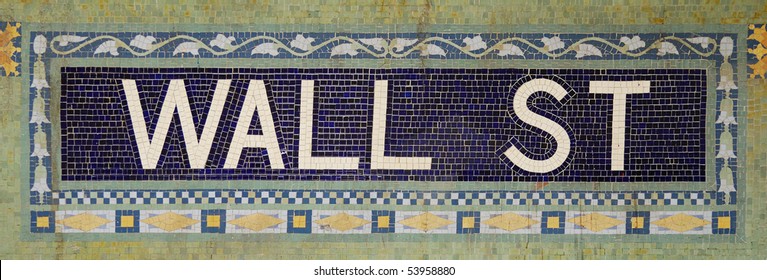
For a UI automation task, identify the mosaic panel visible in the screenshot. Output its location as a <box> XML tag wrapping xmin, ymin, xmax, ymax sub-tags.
<box><xmin>18</xmin><ymin>27</ymin><xmax>743</xmax><ymax>240</ymax></box>
<box><xmin>0</xmin><ymin>0</ymin><xmax>765</xmax><ymax>261</ymax></box>
<box><xmin>59</xmin><ymin>67</ymin><xmax>707</xmax><ymax>182</ymax></box>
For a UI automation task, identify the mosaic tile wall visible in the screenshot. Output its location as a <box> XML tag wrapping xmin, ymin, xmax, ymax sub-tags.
<box><xmin>1</xmin><ymin>0</ymin><xmax>766</xmax><ymax>259</ymax></box>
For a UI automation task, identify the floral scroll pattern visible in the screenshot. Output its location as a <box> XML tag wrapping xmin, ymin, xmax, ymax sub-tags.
<box><xmin>48</xmin><ymin>33</ymin><xmax>720</xmax><ymax>60</ymax></box>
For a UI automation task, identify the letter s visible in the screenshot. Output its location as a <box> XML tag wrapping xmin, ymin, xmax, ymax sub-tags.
<box><xmin>504</xmin><ymin>78</ymin><xmax>571</xmax><ymax>173</ymax></box>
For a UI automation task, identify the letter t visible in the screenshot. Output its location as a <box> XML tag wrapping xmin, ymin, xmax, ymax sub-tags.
<box><xmin>589</xmin><ymin>81</ymin><xmax>650</xmax><ymax>171</ymax></box>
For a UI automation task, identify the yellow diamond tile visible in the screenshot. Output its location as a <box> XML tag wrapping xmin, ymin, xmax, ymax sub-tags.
<box><xmin>315</xmin><ymin>213</ymin><xmax>371</xmax><ymax>232</ymax></box>
<box><xmin>398</xmin><ymin>212</ymin><xmax>453</xmax><ymax>232</ymax></box>
<box><xmin>567</xmin><ymin>213</ymin><xmax>623</xmax><ymax>232</ymax></box>
<box><xmin>141</xmin><ymin>212</ymin><xmax>199</xmax><ymax>232</ymax></box>
<box><xmin>652</xmin><ymin>214</ymin><xmax>710</xmax><ymax>233</ymax></box>
<box><xmin>57</xmin><ymin>213</ymin><xmax>111</xmax><ymax>232</ymax></box>
<box><xmin>229</xmin><ymin>213</ymin><xmax>284</xmax><ymax>232</ymax></box>
<box><xmin>482</xmin><ymin>213</ymin><xmax>539</xmax><ymax>232</ymax></box>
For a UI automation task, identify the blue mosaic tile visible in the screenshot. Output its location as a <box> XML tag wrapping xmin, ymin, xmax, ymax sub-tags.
<box><xmin>30</xmin><ymin>211</ymin><xmax>54</xmax><ymax>233</ymax></box>
<box><xmin>541</xmin><ymin>211</ymin><xmax>566</xmax><ymax>234</ymax></box>
<box><xmin>712</xmin><ymin>211</ymin><xmax>737</xmax><ymax>234</ymax></box>
<box><xmin>371</xmin><ymin>210</ymin><xmax>395</xmax><ymax>234</ymax></box>
<box><xmin>456</xmin><ymin>211</ymin><xmax>480</xmax><ymax>234</ymax></box>
<box><xmin>115</xmin><ymin>210</ymin><xmax>140</xmax><ymax>233</ymax></box>
<box><xmin>202</xmin><ymin>209</ymin><xmax>226</xmax><ymax>234</ymax></box>
<box><xmin>287</xmin><ymin>210</ymin><xmax>312</xmax><ymax>234</ymax></box>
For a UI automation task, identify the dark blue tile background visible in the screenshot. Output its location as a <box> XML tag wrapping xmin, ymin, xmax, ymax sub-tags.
<box><xmin>60</xmin><ymin>67</ymin><xmax>706</xmax><ymax>182</ymax></box>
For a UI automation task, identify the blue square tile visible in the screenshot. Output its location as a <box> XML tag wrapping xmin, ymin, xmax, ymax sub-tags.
<box><xmin>712</xmin><ymin>211</ymin><xmax>736</xmax><ymax>234</ymax></box>
<box><xmin>287</xmin><ymin>210</ymin><xmax>311</xmax><ymax>234</ymax></box>
<box><xmin>201</xmin><ymin>209</ymin><xmax>226</xmax><ymax>233</ymax></box>
<box><xmin>626</xmin><ymin>211</ymin><xmax>650</xmax><ymax>234</ymax></box>
<box><xmin>30</xmin><ymin>211</ymin><xmax>54</xmax><ymax>233</ymax></box>
<box><xmin>115</xmin><ymin>210</ymin><xmax>140</xmax><ymax>233</ymax></box>
<box><xmin>541</xmin><ymin>211</ymin><xmax>565</xmax><ymax>234</ymax></box>
<box><xmin>371</xmin><ymin>210</ymin><xmax>395</xmax><ymax>233</ymax></box>
<box><xmin>456</xmin><ymin>211</ymin><xmax>480</xmax><ymax>234</ymax></box>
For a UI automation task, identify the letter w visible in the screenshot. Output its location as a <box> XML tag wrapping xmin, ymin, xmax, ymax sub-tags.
<box><xmin>122</xmin><ymin>79</ymin><xmax>230</xmax><ymax>169</ymax></box>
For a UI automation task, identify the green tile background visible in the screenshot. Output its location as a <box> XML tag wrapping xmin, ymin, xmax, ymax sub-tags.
<box><xmin>1</xmin><ymin>0</ymin><xmax>766</xmax><ymax>259</ymax></box>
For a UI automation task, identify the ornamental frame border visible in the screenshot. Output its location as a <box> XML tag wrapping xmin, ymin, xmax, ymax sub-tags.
<box><xmin>22</xmin><ymin>26</ymin><xmax>745</xmax><ymax>236</ymax></box>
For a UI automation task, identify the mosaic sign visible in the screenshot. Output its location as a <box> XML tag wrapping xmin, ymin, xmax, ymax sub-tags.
<box><xmin>24</xmin><ymin>29</ymin><xmax>743</xmax><ymax>236</ymax></box>
<box><xmin>60</xmin><ymin>67</ymin><xmax>706</xmax><ymax>181</ymax></box>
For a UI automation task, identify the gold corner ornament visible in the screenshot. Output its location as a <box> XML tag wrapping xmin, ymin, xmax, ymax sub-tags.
<box><xmin>0</xmin><ymin>22</ymin><xmax>21</xmax><ymax>76</ymax></box>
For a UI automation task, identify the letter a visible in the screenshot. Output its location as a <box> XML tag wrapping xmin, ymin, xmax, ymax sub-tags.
<box><xmin>224</xmin><ymin>80</ymin><xmax>285</xmax><ymax>169</ymax></box>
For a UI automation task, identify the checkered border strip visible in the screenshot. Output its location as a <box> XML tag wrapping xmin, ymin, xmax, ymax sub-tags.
<box><xmin>49</xmin><ymin>190</ymin><xmax>728</xmax><ymax>206</ymax></box>
<box><xmin>32</xmin><ymin>210</ymin><xmax>736</xmax><ymax>235</ymax></box>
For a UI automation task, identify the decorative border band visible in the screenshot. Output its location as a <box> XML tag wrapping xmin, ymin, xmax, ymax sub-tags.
<box><xmin>32</xmin><ymin>210</ymin><xmax>737</xmax><ymax>235</ymax></box>
<box><xmin>50</xmin><ymin>190</ymin><xmax>727</xmax><ymax>206</ymax></box>
<box><xmin>24</xmin><ymin>29</ymin><xmax>741</xmax><ymax>237</ymax></box>
<box><xmin>45</xmin><ymin>32</ymin><xmax>720</xmax><ymax>59</ymax></box>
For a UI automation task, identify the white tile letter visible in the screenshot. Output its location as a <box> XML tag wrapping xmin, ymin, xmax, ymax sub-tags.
<box><xmin>298</xmin><ymin>80</ymin><xmax>360</xmax><ymax>169</ymax></box>
<box><xmin>589</xmin><ymin>80</ymin><xmax>651</xmax><ymax>171</ymax></box>
<box><xmin>224</xmin><ymin>80</ymin><xmax>285</xmax><ymax>169</ymax></box>
<box><xmin>503</xmin><ymin>78</ymin><xmax>571</xmax><ymax>173</ymax></box>
<box><xmin>371</xmin><ymin>80</ymin><xmax>432</xmax><ymax>169</ymax></box>
<box><xmin>123</xmin><ymin>79</ymin><xmax>230</xmax><ymax>169</ymax></box>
